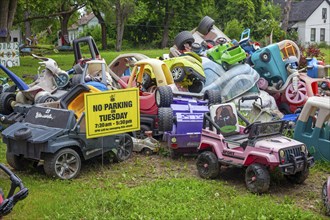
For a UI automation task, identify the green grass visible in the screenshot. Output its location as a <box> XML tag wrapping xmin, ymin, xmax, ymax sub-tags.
<box><xmin>0</xmin><ymin>49</ymin><xmax>330</xmax><ymax>219</ymax></box>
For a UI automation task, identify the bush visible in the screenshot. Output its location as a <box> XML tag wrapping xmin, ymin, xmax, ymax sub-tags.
<box><xmin>298</xmin><ymin>43</ymin><xmax>325</xmax><ymax>69</ymax></box>
<box><xmin>224</xmin><ymin>19</ymin><xmax>244</xmax><ymax>40</ymax></box>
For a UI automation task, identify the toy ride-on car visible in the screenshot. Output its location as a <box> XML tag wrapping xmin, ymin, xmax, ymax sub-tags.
<box><xmin>322</xmin><ymin>176</ymin><xmax>330</xmax><ymax>216</ymax></box>
<box><xmin>0</xmin><ymin>163</ymin><xmax>28</xmax><ymax>217</ymax></box>
<box><xmin>1</xmin><ymin>85</ymin><xmax>133</xmax><ymax>180</ymax></box>
<box><xmin>196</xmin><ymin>103</ymin><xmax>314</xmax><ymax>193</ymax></box>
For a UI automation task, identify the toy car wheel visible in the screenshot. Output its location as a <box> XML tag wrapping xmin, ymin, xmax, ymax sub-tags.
<box><xmin>155</xmin><ymin>86</ymin><xmax>173</xmax><ymax>107</ymax></box>
<box><xmin>142</xmin><ymin>148</ymin><xmax>153</xmax><ymax>156</ymax></box>
<box><xmin>44</xmin><ymin>148</ymin><xmax>81</xmax><ymax>180</ymax></box>
<box><xmin>203</xmin><ymin>90</ymin><xmax>221</xmax><ymax>105</ymax></box>
<box><xmin>196</xmin><ymin>151</ymin><xmax>219</xmax><ymax>179</ymax></box>
<box><xmin>197</xmin><ymin>16</ymin><xmax>215</xmax><ymax>35</ymax></box>
<box><xmin>115</xmin><ymin>134</ymin><xmax>133</xmax><ymax>162</ymax></box>
<box><xmin>158</xmin><ymin>107</ymin><xmax>173</xmax><ymax>131</ymax></box>
<box><xmin>171</xmin><ymin>66</ymin><xmax>186</xmax><ymax>82</ymax></box>
<box><xmin>6</xmin><ymin>152</ymin><xmax>31</xmax><ymax>171</ymax></box>
<box><xmin>135</xmin><ymin>124</ymin><xmax>151</xmax><ymax>139</ymax></box>
<box><xmin>260</xmin><ymin>52</ymin><xmax>271</xmax><ymax>63</ymax></box>
<box><xmin>35</xmin><ymin>95</ymin><xmax>58</xmax><ymax>104</ymax></box>
<box><xmin>257</xmin><ymin>77</ymin><xmax>268</xmax><ymax>90</ymax></box>
<box><xmin>285</xmin><ymin>81</ymin><xmax>307</xmax><ymax>105</ymax></box>
<box><xmin>285</xmin><ymin>169</ymin><xmax>309</xmax><ymax>184</ymax></box>
<box><xmin>215</xmin><ymin>37</ymin><xmax>227</xmax><ymax>45</ymax></box>
<box><xmin>188</xmin><ymin>80</ymin><xmax>204</xmax><ymax>93</ymax></box>
<box><xmin>0</xmin><ymin>92</ymin><xmax>16</xmax><ymax>115</ymax></box>
<box><xmin>245</xmin><ymin>163</ymin><xmax>270</xmax><ymax>193</ymax></box>
<box><xmin>322</xmin><ymin>181</ymin><xmax>330</xmax><ymax>215</ymax></box>
<box><xmin>142</xmin><ymin>73</ymin><xmax>152</xmax><ymax>90</ymax></box>
<box><xmin>14</xmin><ymin>127</ymin><xmax>32</xmax><ymax>140</ymax></box>
<box><xmin>174</xmin><ymin>31</ymin><xmax>195</xmax><ymax>51</ymax></box>
<box><xmin>278</xmin><ymin>103</ymin><xmax>292</xmax><ymax>114</ymax></box>
<box><xmin>71</xmin><ymin>74</ymin><xmax>83</xmax><ymax>86</ymax></box>
<box><xmin>222</xmin><ymin>62</ymin><xmax>230</xmax><ymax>71</ymax></box>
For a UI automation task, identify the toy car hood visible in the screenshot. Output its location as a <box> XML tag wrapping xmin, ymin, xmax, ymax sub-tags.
<box><xmin>254</xmin><ymin>136</ymin><xmax>303</xmax><ymax>151</ymax></box>
<box><xmin>202</xmin><ymin>63</ymin><xmax>259</xmax><ymax>101</ymax></box>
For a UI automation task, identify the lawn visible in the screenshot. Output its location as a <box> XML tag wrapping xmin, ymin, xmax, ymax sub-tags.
<box><xmin>0</xmin><ymin>49</ymin><xmax>329</xmax><ymax>219</ymax></box>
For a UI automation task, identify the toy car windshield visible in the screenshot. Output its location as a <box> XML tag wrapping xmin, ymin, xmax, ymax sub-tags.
<box><xmin>249</xmin><ymin>120</ymin><xmax>286</xmax><ymax>139</ymax></box>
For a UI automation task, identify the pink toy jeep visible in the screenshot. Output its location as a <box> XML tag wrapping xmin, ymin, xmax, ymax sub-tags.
<box><xmin>196</xmin><ymin>103</ymin><xmax>314</xmax><ymax>193</ymax></box>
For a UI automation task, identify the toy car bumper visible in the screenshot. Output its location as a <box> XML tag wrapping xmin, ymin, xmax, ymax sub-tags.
<box><xmin>279</xmin><ymin>153</ymin><xmax>314</xmax><ymax>175</ymax></box>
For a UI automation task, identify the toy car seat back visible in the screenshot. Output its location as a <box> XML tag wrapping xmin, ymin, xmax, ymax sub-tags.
<box><xmin>294</xmin><ymin>96</ymin><xmax>330</xmax><ymax>161</ymax></box>
<box><xmin>60</xmin><ymin>84</ymin><xmax>101</xmax><ymax>119</ymax></box>
<box><xmin>209</xmin><ymin>103</ymin><xmax>240</xmax><ymax>136</ymax></box>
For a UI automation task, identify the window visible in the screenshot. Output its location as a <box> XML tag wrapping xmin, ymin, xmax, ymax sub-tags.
<box><xmin>13</xmin><ymin>37</ymin><xmax>18</xmax><ymax>42</ymax></box>
<box><xmin>320</xmin><ymin>28</ymin><xmax>325</xmax><ymax>41</ymax></box>
<box><xmin>322</xmin><ymin>8</ymin><xmax>327</xmax><ymax>19</ymax></box>
<box><xmin>311</xmin><ymin>28</ymin><xmax>316</xmax><ymax>42</ymax></box>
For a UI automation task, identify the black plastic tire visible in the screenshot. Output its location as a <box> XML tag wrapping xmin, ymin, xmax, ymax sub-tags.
<box><xmin>245</xmin><ymin>163</ymin><xmax>270</xmax><ymax>194</ymax></box>
<box><xmin>260</xmin><ymin>51</ymin><xmax>271</xmax><ymax>63</ymax></box>
<box><xmin>171</xmin><ymin>66</ymin><xmax>186</xmax><ymax>82</ymax></box>
<box><xmin>71</xmin><ymin>74</ymin><xmax>83</xmax><ymax>86</ymax></box>
<box><xmin>14</xmin><ymin>127</ymin><xmax>32</xmax><ymax>140</ymax></box>
<box><xmin>322</xmin><ymin>181</ymin><xmax>330</xmax><ymax>215</ymax></box>
<box><xmin>0</xmin><ymin>92</ymin><xmax>16</xmax><ymax>115</ymax></box>
<box><xmin>143</xmin><ymin>148</ymin><xmax>153</xmax><ymax>156</ymax></box>
<box><xmin>44</xmin><ymin>148</ymin><xmax>81</xmax><ymax>180</ymax></box>
<box><xmin>174</xmin><ymin>31</ymin><xmax>195</xmax><ymax>50</ymax></box>
<box><xmin>6</xmin><ymin>152</ymin><xmax>31</xmax><ymax>171</ymax></box>
<box><xmin>196</xmin><ymin>151</ymin><xmax>219</xmax><ymax>179</ymax></box>
<box><xmin>155</xmin><ymin>86</ymin><xmax>173</xmax><ymax>107</ymax></box>
<box><xmin>3</xmin><ymin>85</ymin><xmax>17</xmax><ymax>93</ymax></box>
<box><xmin>135</xmin><ymin>124</ymin><xmax>151</xmax><ymax>139</ymax></box>
<box><xmin>278</xmin><ymin>102</ymin><xmax>292</xmax><ymax>114</ymax></box>
<box><xmin>114</xmin><ymin>134</ymin><xmax>133</xmax><ymax>162</ymax></box>
<box><xmin>188</xmin><ymin>80</ymin><xmax>204</xmax><ymax>93</ymax></box>
<box><xmin>285</xmin><ymin>169</ymin><xmax>309</xmax><ymax>184</ymax></box>
<box><xmin>204</xmin><ymin>90</ymin><xmax>221</xmax><ymax>105</ymax></box>
<box><xmin>142</xmin><ymin>74</ymin><xmax>152</xmax><ymax>90</ymax></box>
<box><xmin>170</xmin><ymin>149</ymin><xmax>182</xmax><ymax>160</ymax></box>
<box><xmin>197</xmin><ymin>16</ymin><xmax>215</xmax><ymax>35</ymax></box>
<box><xmin>35</xmin><ymin>95</ymin><xmax>58</xmax><ymax>104</ymax></box>
<box><xmin>158</xmin><ymin>107</ymin><xmax>173</xmax><ymax>131</ymax></box>
<box><xmin>222</xmin><ymin>61</ymin><xmax>230</xmax><ymax>71</ymax></box>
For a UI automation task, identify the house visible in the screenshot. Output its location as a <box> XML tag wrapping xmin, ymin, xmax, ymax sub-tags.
<box><xmin>274</xmin><ymin>0</ymin><xmax>330</xmax><ymax>45</ymax></box>
<box><xmin>67</xmin><ymin>12</ymin><xmax>99</xmax><ymax>43</ymax></box>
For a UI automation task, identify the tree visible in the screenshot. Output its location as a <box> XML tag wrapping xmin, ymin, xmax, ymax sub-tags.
<box><xmin>114</xmin><ymin>0</ymin><xmax>134</xmax><ymax>51</ymax></box>
<box><xmin>0</xmin><ymin>0</ymin><xmax>18</xmax><ymax>42</ymax></box>
<box><xmin>281</xmin><ymin>0</ymin><xmax>292</xmax><ymax>32</ymax></box>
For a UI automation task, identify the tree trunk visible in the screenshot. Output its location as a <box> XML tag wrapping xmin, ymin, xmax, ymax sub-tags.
<box><xmin>0</xmin><ymin>0</ymin><xmax>17</xmax><ymax>42</ymax></box>
<box><xmin>115</xmin><ymin>0</ymin><xmax>124</xmax><ymax>52</ymax></box>
<box><xmin>281</xmin><ymin>0</ymin><xmax>292</xmax><ymax>32</ymax></box>
<box><xmin>60</xmin><ymin>13</ymin><xmax>71</xmax><ymax>46</ymax></box>
<box><xmin>160</xmin><ymin>2</ymin><xmax>173</xmax><ymax>49</ymax></box>
<box><xmin>24</xmin><ymin>10</ymin><xmax>31</xmax><ymax>43</ymax></box>
<box><xmin>93</xmin><ymin>10</ymin><xmax>107</xmax><ymax>50</ymax></box>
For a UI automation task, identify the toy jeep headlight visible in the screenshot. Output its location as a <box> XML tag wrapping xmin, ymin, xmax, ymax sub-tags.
<box><xmin>301</xmin><ymin>145</ymin><xmax>306</xmax><ymax>152</ymax></box>
<box><xmin>279</xmin><ymin>150</ymin><xmax>285</xmax><ymax>158</ymax></box>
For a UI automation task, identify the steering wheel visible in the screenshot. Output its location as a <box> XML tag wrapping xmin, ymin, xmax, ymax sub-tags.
<box><xmin>216</xmin><ymin>37</ymin><xmax>227</xmax><ymax>45</ymax></box>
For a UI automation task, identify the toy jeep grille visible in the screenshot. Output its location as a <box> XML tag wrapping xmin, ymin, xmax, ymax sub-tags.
<box><xmin>283</xmin><ymin>145</ymin><xmax>303</xmax><ymax>162</ymax></box>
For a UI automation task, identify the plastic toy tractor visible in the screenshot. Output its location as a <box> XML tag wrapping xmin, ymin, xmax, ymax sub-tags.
<box><xmin>239</xmin><ymin>28</ymin><xmax>260</xmax><ymax>55</ymax></box>
<box><xmin>0</xmin><ymin>163</ymin><xmax>28</xmax><ymax>217</ymax></box>
<box><xmin>163</xmin><ymin>52</ymin><xmax>206</xmax><ymax>93</ymax></box>
<box><xmin>294</xmin><ymin>96</ymin><xmax>330</xmax><ymax>162</ymax></box>
<box><xmin>322</xmin><ymin>177</ymin><xmax>330</xmax><ymax>216</ymax></box>
<box><xmin>196</xmin><ymin>102</ymin><xmax>314</xmax><ymax>193</ymax></box>
<box><xmin>2</xmin><ymin>85</ymin><xmax>133</xmax><ymax>180</ymax></box>
<box><xmin>207</xmin><ymin>38</ymin><xmax>246</xmax><ymax>70</ymax></box>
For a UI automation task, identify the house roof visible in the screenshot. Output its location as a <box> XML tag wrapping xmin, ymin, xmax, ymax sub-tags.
<box><xmin>273</xmin><ymin>0</ymin><xmax>329</xmax><ymax>22</ymax></box>
<box><xmin>68</xmin><ymin>13</ymin><xmax>96</xmax><ymax>31</ymax></box>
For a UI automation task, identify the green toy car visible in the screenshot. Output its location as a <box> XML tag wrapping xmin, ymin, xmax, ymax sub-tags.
<box><xmin>207</xmin><ymin>38</ymin><xmax>246</xmax><ymax>70</ymax></box>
